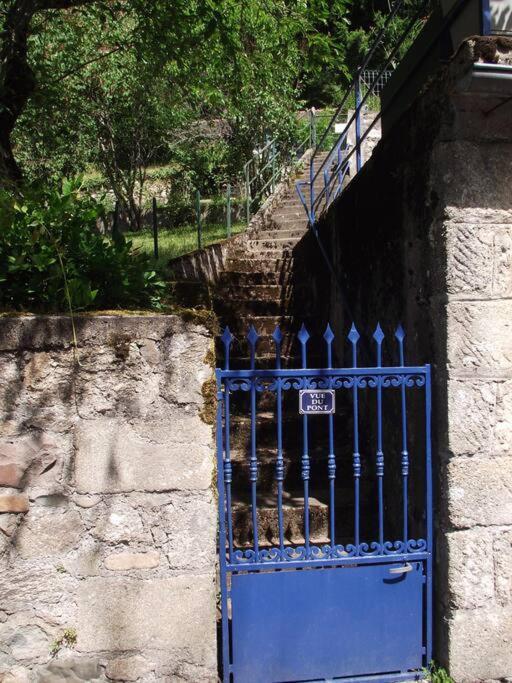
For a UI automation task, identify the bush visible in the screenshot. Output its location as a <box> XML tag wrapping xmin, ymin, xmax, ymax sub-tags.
<box><xmin>0</xmin><ymin>180</ymin><xmax>164</xmax><ymax>313</ymax></box>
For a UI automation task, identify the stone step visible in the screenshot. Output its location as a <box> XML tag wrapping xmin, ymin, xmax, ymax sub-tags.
<box><xmin>229</xmin><ymin>412</ymin><xmax>348</xmax><ymax>451</ymax></box>
<box><xmin>232</xmin><ymin>492</ymin><xmax>329</xmax><ymax>547</ymax></box>
<box><xmin>213</xmin><ymin>295</ymin><xmax>318</xmax><ymax>317</ymax></box>
<box><xmin>230</xmin><ymin>488</ymin><xmax>372</xmax><ymax>549</ymax></box>
<box><xmin>216</xmin><ymin>333</ymin><xmax>325</xmax><ymax>358</ymax></box>
<box><xmin>269</xmin><ymin>209</ymin><xmax>307</xmax><ymax>219</ymax></box>
<box><xmin>229</xmin><ymin>248</ymin><xmax>296</xmax><ymax>260</ymax></box>
<box><xmin>253</xmin><ymin>228</ymin><xmax>306</xmax><ymax>240</ymax></box>
<box><xmin>225</xmin><ymin>258</ymin><xmax>294</xmax><ymax>273</ymax></box>
<box><xmin>223</xmin><ymin>354</ymin><xmax>327</xmax><ymax>371</ymax></box>
<box><xmin>215</xmin><ymin>284</ymin><xmax>285</xmax><ymax>301</ymax></box>
<box><xmin>231</xmin><ymin>457</ymin><xmax>358</xmax><ymax>499</ymax></box>
<box><xmin>218</xmin><ymin>270</ymin><xmax>287</xmax><ymax>286</ymax></box>
<box><xmin>267</xmin><ymin>220</ymin><xmax>308</xmax><ymax>232</ymax></box>
<box><xmin>242</xmin><ymin>238</ymin><xmax>301</xmax><ymax>251</ymax></box>
<box><xmin>213</xmin><ymin>297</ymin><xmax>292</xmax><ymax>317</ymax></box>
<box><xmin>219</xmin><ymin>315</ymin><xmax>318</xmax><ymax>335</ymax></box>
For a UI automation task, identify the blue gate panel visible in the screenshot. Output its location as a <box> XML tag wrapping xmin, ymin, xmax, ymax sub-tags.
<box><xmin>231</xmin><ymin>563</ymin><xmax>424</xmax><ymax>683</ymax></box>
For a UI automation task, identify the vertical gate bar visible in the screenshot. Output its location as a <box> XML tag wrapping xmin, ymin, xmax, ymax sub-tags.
<box><xmin>247</xmin><ymin>326</ymin><xmax>260</xmax><ymax>557</ymax></box>
<box><xmin>299</xmin><ymin>324</ymin><xmax>311</xmax><ymax>556</ymax></box>
<box><xmin>273</xmin><ymin>326</ymin><xmax>285</xmax><ymax>553</ymax></box>
<box><xmin>373</xmin><ymin>324</ymin><xmax>385</xmax><ymax>547</ymax></box>
<box><xmin>425</xmin><ymin>364</ymin><xmax>433</xmax><ymax>663</ymax></box>
<box><xmin>377</xmin><ymin>378</ymin><xmax>384</xmax><ymax>547</ymax></box>
<box><xmin>215</xmin><ymin>375</ymin><xmax>230</xmax><ymax>683</ymax></box>
<box><xmin>348</xmin><ymin>324</ymin><xmax>361</xmax><ymax>552</ymax></box>
<box><xmin>396</xmin><ymin>325</ymin><xmax>409</xmax><ymax>544</ymax></box>
<box><xmin>221</xmin><ymin>328</ymin><xmax>234</xmax><ymax>562</ymax></box>
<box><xmin>224</xmin><ymin>389</ymin><xmax>234</xmax><ymax>562</ymax></box>
<box><xmin>324</xmin><ymin>324</ymin><xmax>336</xmax><ymax>546</ymax></box>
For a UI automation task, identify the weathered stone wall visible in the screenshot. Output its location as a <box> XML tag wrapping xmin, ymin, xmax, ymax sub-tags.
<box><xmin>306</xmin><ymin>38</ymin><xmax>512</xmax><ymax>681</ymax></box>
<box><xmin>0</xmin><ymin>315</ymin><xmax>217</xmax><ymax>683</ymax></box>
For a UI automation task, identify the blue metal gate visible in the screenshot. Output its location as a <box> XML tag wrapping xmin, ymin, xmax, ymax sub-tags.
<box><xmin>216</xmin><ymin>323</ymin><xmax>433</xmax><ymax>683</ymax></box>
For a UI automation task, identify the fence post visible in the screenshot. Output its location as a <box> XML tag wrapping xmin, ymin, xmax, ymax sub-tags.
<box><xmin>152</xmin><ymin>197</ymin><xmax>159</xmax><ymax>260</ymax></box>
<box><xmin>355</xmin><ymin>76</ymin><xmax>362</xmax><ymax>172</ymax></box>
<box><xmin>226</xmin><ymin>183</ymin><xmax>232</xmax><ymax>238</ymax></box>
<box><xmin>196</xmin><ymin>189</ymin><xmax>202</xmax><ymax>250</ymax></box>
<box><xmin>112</xmin><ymin>200</ymin><xmax>120</xmax><ymax>240</ymax></box>
<box><xmin>245</xmin><ymin>165</ymin><xmax>251</xmax><ymax>229</ymax></box>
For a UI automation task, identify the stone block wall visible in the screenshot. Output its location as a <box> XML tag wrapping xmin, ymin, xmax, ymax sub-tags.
<box><xmin>306</xmin><ymin>38</ymin><xmax>512</xmax><ymax>680</ymax></box>
<box><xmin>0</xmin><ymin>315</ymin><xmax>217</xmax><ymax>683</ymax></box>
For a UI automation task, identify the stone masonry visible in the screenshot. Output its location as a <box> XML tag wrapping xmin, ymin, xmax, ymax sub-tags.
<box><xmin>307</xmin><ymin>38</ymin><xmax>512</xmax><ymax>680</ymax></box>
<box><xmin>0</xmin><ymin>314</ymin><xmax>217</xmax><ymax>683</ymax></box>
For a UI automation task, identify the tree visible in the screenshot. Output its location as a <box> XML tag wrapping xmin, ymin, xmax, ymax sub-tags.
<box><xmin>0</xmin><ymin>0</ymin><xmax>101</xmax><ymax>184</ymax></box>
<box><xmin>2</xmin><ymin>0</ymin><xmax>305</xmax><ymax>199</ymax></box>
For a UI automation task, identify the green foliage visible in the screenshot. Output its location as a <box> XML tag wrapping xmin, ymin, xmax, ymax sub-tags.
<box><xmin>8</xmin><ymin>0</ymin><xmax>435</xmax><ymax>201</ymax></box>
<box><xmin>0</xmin><ymin>180</ymin><xmax>164</xmax><ymax>313</ymax></box>
<box><xmin>13</xmin><ymin>0</ymin><xmax>304</xmax><ymax>199</ymax></box>
<box><xmin>298</xmin><ymin>0</ymin><xmax>433</xmax><ymax>106</ymax></box>
<box><xmin>50</xmin><ymin>628</ymin><xmax>77</xmax><ymax>657</ymax></box>
<box><xmin>424</xmin><ymin>662</ymin><xmax>454</xmax><ymax>683</ymax></box>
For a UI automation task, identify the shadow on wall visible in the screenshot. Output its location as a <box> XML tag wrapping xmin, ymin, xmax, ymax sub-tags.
<box><xmin>292</xmin><ymin>53</ymin><xmax>452</xmax><ymax>665</ymax></box>
<box><xmin>0</xmin><ymin>314</ymin><xmax>217</xmax><ymax>681</ymax></box>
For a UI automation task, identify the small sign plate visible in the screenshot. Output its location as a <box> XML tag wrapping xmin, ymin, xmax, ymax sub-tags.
<box><xmin>299</xmin><ymin>390</ymin><xmax>335</xmax><ymax>415</ymax></box>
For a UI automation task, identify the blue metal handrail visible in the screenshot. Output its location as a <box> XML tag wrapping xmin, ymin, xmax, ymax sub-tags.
<box><xmin>296</xmin><ymin>0</ymin><xmax>429</xmax><ymax>224</ymax></box>
<box><xmin>296</xmin><ymin>0</ymin><xmax>494</xmax><ymax>226</ymax></box>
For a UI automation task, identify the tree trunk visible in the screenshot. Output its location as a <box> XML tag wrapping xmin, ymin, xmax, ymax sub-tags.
<box><xmin>0</xmin><ymin>0</ymin><xmax>98</xmax><ymax>187</ymax></box>
<box><xmin>0</xmin><ymin>1</ymin><xmax>36</xmax><ymax>185</ymax></box>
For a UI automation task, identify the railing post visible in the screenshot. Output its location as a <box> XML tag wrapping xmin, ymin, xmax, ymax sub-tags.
<box><xmin>196</xmin><ymin>189</ymin><xmax>202</xmax><ymax>250</ymax></box>
<box><xmin>355</xmin><ymin>76</ymin><xmax>362</xmax><ymax>172</ymax></box>
<box><xmin>271</xmin><ymin>141</ymin><xmax>277</xmax><ymax>193</ymax></box>
<box><xmin>226</xmin><ymin>183</ymin><xmax>231</xmax><ymax>238</ymax></box>
<box><xmin>310</xmin><ymin>107</ymin><xmax>317</xmax><ymax>149</ymax></box>
<box><xmin>245</xmin><ymin>164</ymin><xmax>251</xmax><ymax>228</ymax></box>
<box><xmin>152</xmin><ymin>197</ymin><xmax>159</xmax><ymax>260</ymax></box>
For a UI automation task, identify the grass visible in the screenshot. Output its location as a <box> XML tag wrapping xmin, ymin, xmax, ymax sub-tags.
<box><xmin>126</xmin><ymin>221</ymin><xmax>246</xmax><ymax>273</ymax></box>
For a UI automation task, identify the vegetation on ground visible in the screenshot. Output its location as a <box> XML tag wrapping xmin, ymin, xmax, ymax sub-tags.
<box><xmin>126</xmin><ymin>222</ymin><xmax>246</xmax><ymax>274</ymax></box>
<box><xmin>425</xmin><ymin>662</ymin><xmax>454</xmax><ymax>683</ymax></box>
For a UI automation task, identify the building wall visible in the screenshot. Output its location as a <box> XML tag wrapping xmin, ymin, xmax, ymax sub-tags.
<box><xmin>306</xmin><ymin>38</ymin><xmax>512</xmax><ymax>680</ymax></box>
<box><xmin>0</xmin><ymin>314</ymin><xmax>217</xmax><ymax>683</ymax></box>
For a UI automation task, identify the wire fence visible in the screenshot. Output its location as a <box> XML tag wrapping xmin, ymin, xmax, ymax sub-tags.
<box><xmin>112</xmin><ymin>184</ymin><xmax>245</xmax><ymax>265</ymax></box>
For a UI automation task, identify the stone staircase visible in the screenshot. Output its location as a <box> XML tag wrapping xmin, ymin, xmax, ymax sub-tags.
<box><xmin>211</xmin><ymin>151</ymin><xmax>363</xmax><ymax>551</ymax></box>
<box><xmin>170</xmin><ymin>116</ymin><xmax>382</xmax><ymax>551</ymax></box>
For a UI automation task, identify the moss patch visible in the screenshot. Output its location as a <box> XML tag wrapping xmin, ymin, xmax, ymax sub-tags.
<box><xmin>199</xmin><ymin>375</ymin><xmax>217</xmax><ymax>425</ymax></box>
<box><xmin>170</xmin><ymin>305</ymin><xmax>219</xmax><ymax>335</ymax></box>
<box><xmin>107</xmin><ymin>332</ymin><xmax>132</xmax><ymax>360</ymax></box>
<box><xmin>471</xmin><ymin>35</ymin><xmax>512</xmax><ymax>63</ymax></box>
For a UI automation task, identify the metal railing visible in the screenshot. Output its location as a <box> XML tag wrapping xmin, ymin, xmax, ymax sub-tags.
<box><xmin>295</xmin><ymin>0</ymin><xmax>493</xmax><ymax>226</ymax></box>
<box><xmin>359</xmin><ymin>69</ymin><xmax>394</xmax><ymax>97</ymax></box>
<box><xmin>243</xmin><ymin>114</ymin><xmax>314</xmax><ymax>228</ymax></box>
